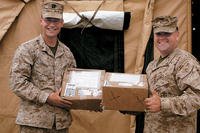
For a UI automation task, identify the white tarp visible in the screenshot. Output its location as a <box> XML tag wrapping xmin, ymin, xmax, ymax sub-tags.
<box><xmin>63</xmin><ymin>11</ymin><xmax>125</xmax><ymax>30</ymax></box>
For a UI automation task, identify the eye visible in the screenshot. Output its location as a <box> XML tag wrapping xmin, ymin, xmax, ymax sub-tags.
<box><xmin>156</xmin><ymin>32</ymin><xmax>172</xmax><ymax>37</ymax></box>
<box><xmin>44</xmin><ymin>18</ymin><xmax>62</xmax><ymax>23</ymax></box>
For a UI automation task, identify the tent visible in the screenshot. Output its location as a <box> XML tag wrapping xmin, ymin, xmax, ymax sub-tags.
<box><xmin>0</xmin><ymin>0</ymin><xmax>191</xmax><ymax>133</ymax></box>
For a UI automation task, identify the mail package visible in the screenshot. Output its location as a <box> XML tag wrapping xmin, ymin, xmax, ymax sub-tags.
<box><xmin>61</xmin><ymin>68</ymin><xmax>105</xmax><ymax>110</ymax></box>
<box><xmin>102</xmin><ymin>72</ymin><xmax>148</xmax><ymax>112</ymax></box>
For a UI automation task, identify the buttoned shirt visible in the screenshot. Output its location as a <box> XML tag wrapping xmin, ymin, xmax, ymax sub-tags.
<box><xmin>144</xmin><ymin>48</ymin><xmax>200</xmax><ymax>133</ymax></box>
<box><xmin>10</xmin><ymin>35</ymin><xmax>76</xmax><ymax>129</ymax></box>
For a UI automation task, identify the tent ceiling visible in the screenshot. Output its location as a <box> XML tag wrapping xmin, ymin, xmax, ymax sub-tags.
<box><xmin>0</xmin><ymin>1</ymin><xmax>25</xmax><ymax>42</ymax></box>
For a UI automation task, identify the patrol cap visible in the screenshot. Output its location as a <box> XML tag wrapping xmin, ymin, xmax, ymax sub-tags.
<box><xmin>42</xmin><ymin>0</ymin><xmax>65</xmax><ymax>19</ymax></box>
<box><xmin>152</xmin><ymin>16</ymin><xmax>178</xmax><ymax>33</ymax></box>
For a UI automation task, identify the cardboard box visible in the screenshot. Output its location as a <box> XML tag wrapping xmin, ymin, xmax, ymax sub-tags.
<box><xmin>102</xmin><ymin>72</ymin><xmax>148</xmax><ymax>112</ymax></box>
<box><xmin>61</xmin><ymin>68</ymin><xmax>105</xmax><ymax>110</ymax></box>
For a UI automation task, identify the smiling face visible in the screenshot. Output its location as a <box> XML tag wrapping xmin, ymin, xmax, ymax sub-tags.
<box><xmin>154</xmin><ymin>31</ymin><xmax>179</xmax><ymax>57</ymax></box>
<box><xmin>40</xmin><ymin>17</ymin><xmax>63</xmax><ymax>40</ymax></box>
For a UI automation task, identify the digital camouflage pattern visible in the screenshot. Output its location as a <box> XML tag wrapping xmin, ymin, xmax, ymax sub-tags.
<box><xmin>152</xmin><ymin>16</ymin><xmax>178</xmax><ymax>33</ymax></box>
<box><xmin>10</xmin><ymin>35</ymin><xmax>76</xmax><ymax>129</ymax></box>
<box><xmin>42</xmin><ymin>0</ymin><xmax>65</xmax><ymax>19</ymax></box>
<box><xmin>20</xmin><ymin>125</ymin><xmax>67</xmax><ymax>133</ymax></box>
<box><xmin>144</xmin><ymin>48</ymin><xmax>200</xmax><ymax>133</ymax></box>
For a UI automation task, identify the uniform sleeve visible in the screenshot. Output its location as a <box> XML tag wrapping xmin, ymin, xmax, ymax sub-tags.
<box><xmin>70</xmin><ymin>53</ymin><xmax>77</xmax><ymax>68</ymax></box>
<box><xmin>9</xmin><ymin>45</ymin><xmax>50</xmax><ymax>104</ymax></box>
<box><xmin>161</xmin><ymin>59</ymin><xmax>200</xmax><ymax>116</ymax></box>
<box><xmin>68</xmin><ymin>48</ymin><xmax>77</xmax><ymax>68</ymax></box>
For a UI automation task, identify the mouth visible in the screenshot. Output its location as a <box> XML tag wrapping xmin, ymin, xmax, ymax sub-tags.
<box><xmin>158</xmin><ymin>40</ymin><xmax>169</xmax><ymax>45</ymax></box>
<box><xmin>47</xmin><ymin>27</ymin><xmax>58</xmax><ymax>31</ymax></box>
<box><xmin>157</xmin><ymin>41</ymin><xmax>170</xmax><ymax>51</ymax></box>
<box><xmin>158</xmin><ymin>43</ymin><xmax>165</xmax><ymax>47</ymax></box>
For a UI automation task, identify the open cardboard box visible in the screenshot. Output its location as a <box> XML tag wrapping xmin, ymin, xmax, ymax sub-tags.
<box><xmin>102</xmin><ymin>72</ymin><xmax>148</xmax><ymax>112</ymax></box>
<box><xmin>61</xmin><ymin>68</ymin><xmax>105</xmax><ymax>110</ymax></box>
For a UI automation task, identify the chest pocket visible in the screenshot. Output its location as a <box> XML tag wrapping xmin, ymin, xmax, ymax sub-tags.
<box><xmin>153</xmin><ymin>79</ymin><xmax>169</xmax><ymax>95</ymax></box>
<box><xmin>150</xmin><ymin>65</ymin><xmax>180</xmax><ymax>97</ymax></box>
<box><xmin>154</xmin><ymin>79</ymin><xmax>169</xmax><ymax>89</ymax></box>
<box><xmin>32</xmin><ymin>52</ymin><xmax>54</xmax><ymax>81</ymax></box>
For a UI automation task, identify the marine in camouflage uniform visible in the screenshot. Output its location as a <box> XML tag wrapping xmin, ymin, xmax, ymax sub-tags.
<box><xmin>9</xmin><ymin>1</ymin><xmax>76</xmax><ymax>133</ymax></box>
<box><xmin>144</xmin><ymin>16</ymin><xmax>200</xmax><ymax>133</ymax></box>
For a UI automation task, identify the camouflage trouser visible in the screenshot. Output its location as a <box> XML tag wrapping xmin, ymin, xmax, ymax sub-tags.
<box><xmin>20</xmin><ymin>125</ymin><xmax>68</xmax><ymax>133</ymax></box>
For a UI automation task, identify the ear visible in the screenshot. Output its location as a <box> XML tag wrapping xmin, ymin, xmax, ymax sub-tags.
<box><xmin>175</xmin><ymin>31</ymin><xmax>179</xmax><ymax>40</ymax></box>
<box><xmin>40</xmin><ymin>17</ymin><xmax>43</xmax><ymax>25</ymax></box>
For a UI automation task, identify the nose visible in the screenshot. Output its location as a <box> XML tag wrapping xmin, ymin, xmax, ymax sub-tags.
<box><xmin>157</xmin><ymin>35</ymin><xmax>166</xmax><ymax>39</ymax></box>
<box><xmin>156</xmin><ymin>32</ymin><xmax>172</xmax><ymax>38</ymax></box>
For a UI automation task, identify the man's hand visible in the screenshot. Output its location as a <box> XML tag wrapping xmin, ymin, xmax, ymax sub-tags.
<box><xmin>47</xmin><ymin>88</ymin><xmax>72</xmax><ymax>110</ymax></box>
<box><xmin>144</xmin><ymin>90</ymin><xmax>161</xmax><ymax>113</ymax></box>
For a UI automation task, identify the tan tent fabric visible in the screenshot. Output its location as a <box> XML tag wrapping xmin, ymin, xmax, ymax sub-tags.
<box><xmin>134</xmin><ymin>0</ymin><xmax>155</xmax><ymax>73</ymax></box>
<box><xmin>0</xmin><ymin>0</ymin><xmax>25</xmax><ymax>41</ymax></box>
<box><xmin>0</xmin><ymin>0</ymin><xmax>133</xmax><ymax>133</ymax></box>
<box><xmin>0</xmin><ymin>1</ymin><xmax>26</xmax><ymax>133</ymax></box>
<box><xmin>64</xmin><ymin>0</ymin><xmax>124</xmax><ymax>12</ymax></box>
<box><xmin>0</xmin><ymin>1</ymin><xmax>41</xmax><ymax>133</ymax></box>
<box><xmin>0</xmin><ymin>0</ymin><xmax>191</xmax><ymax>133</ymax></box>
<box><xmin>69</xmin><ymin>110</ymin><xmax>132</xmax><ymax>133</ymax></box>
<box><xmin>124</xmin><ymin>0</ymin><xmax>191</xmax><ymax>73</ymax></box>
<box><xmin>64</xmin><ymin>1</ymin><xmax>135</xmax><ymax>133</ymax></box>
<box><xmin>153</xmin><ymin>0</ymin><xmax>192</xmax><ymax>58</ymax></box>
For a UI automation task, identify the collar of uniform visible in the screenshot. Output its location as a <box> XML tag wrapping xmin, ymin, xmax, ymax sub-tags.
<box><xmin>38</xmin><ymin>35</ymin><xmax>53</xmax><ymax>56</ymax></box>
<box><xmin>55</xmin><ymin>40</ymin><xmax>65</xmax><ymax>58</ymax></box>
<box><xmin>152</xmin><ymin>48</ymin><xmax>179</xmax><ymax>70</ymax></box>
<box><xmin>156</xmin><ymin>55</ymin><xmax>169</xmax><ymax>66</ymax></box>
<box><xmin>38</xmin><ymin>35</ymin><xmax>65</xmax><ymax>58</ymax></box>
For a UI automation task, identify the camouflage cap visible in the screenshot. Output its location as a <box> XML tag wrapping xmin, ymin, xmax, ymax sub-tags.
<box><xmin>42</xmin><ymin>0</ymin><xmax>65</xmax><ymax>19</ymax></box>
<box><xmin>152</xmin><ymin>16</ymin><xmax>178</xmax><ymax>33</ymax></box>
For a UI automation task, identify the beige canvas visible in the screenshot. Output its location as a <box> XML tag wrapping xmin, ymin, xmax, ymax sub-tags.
<box><xmin>0</xmin><ymin>0</ymin><xmax>191</xmax><ymax>133</ymax></box>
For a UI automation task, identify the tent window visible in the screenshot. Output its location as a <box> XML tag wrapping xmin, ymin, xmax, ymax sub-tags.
<box><xmin>59</xmin><ymin>26</ymin><xmax>124</xmax><ymax>72</ymax></box>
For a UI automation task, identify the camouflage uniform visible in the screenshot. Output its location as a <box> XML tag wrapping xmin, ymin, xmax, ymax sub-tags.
<box><xmin>144</xmin><ymin>48</ymin><xmax>200</xmax><ymax>133</ymax></box>
<box><xmin>20</xmin><ymin>125</ymin><xmax>67</xmax><ymax>133</ymax></box>
<box><xmin>9</xmin><ymin>35</ymin><xmax>76</xmax><ymax>130</ymax></box>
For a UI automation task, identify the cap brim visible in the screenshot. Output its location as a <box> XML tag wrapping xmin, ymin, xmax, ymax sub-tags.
<box><xmin>42</xmin><ymin>13</ymin><xmax>63</xmax><ymax>19</ymax></box>
<box><xmin>154</xmin><ymin>27</ymin><xmax>176</xmax><ymax>33</ymax></box>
